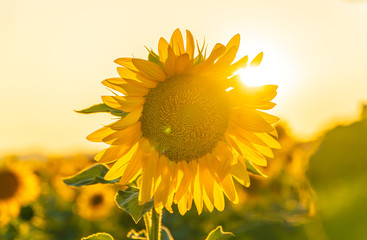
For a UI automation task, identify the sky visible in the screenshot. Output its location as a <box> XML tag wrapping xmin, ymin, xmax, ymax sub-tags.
<box><xmin>1</xmin><ymin>0</ymin><xmax>367</xmax><ymax>155</ymax></box>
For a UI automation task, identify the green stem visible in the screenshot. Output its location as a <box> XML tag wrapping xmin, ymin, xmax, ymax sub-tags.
<box><xmin>143</xmin><ymin>212</ymin><xmax>152</xmax><ymax>239</ymax></box>
<box><xmin>150</xmin><ymin>208</ymin><xmax>162</xmax><ymax>240</ymax></box>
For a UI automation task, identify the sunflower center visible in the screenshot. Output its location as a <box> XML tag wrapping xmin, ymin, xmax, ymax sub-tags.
<box><xmin>141</xmin><ymin>74</ymin><xmax>228</xmax><ymax>161</ymax></box>
<box><xmin>0</xmin><ymin>170</ymin><xmax>20</xmax><ymax>200</ymax></box>
<box><xmin>90</xmin><ymin>193</ymin><xmax>104</xmax><ymax>206</ymax></box>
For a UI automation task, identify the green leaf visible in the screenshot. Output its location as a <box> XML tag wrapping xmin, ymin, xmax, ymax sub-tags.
<box><xmin>193</xmin><ymin>40</ymin><xmax>206</xmax><ymax>65</ymax></box>
<box><xmin>63</xmin><ymin>164</ymin><xmax>119</xmax><ymax>187</ymax></box>
<box><xmin>205</xmin><ymin>226</ymin><xmax>235</xmax><ymax>240</ymax></box>
<box><xmin>148</xmin><ymin>51</ymin><xmax>163</xmax><ymax>68</ymax></box>
<box><xmin>82</xmin><ymin>232</ymin><xmax>114</xmax><ymax>240</ymax></box>
<box><xmin>245</xmin><ymin>159</ymin><xmax>267</xmax><ymax>177</ymax></box>
<box><xmin>75</xmin><ymin>103</ymin><xmax>127</xmax><ymax>117</ymax></box>
<box><xmin>161</xmin><ymin>226</ymin><xmax>174</xmax><ymax>240</ymax></box>
<box><xmin>115</xmin><ymin>187</ymin><xmax>154</xmax><ymax>224</ymax></box>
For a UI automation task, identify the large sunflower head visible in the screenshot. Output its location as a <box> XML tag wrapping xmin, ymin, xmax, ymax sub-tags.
<box><xmin>0</xmin><ymin>159</ymin><xmax>40</xmax><ymax>226</ymax></box>
<box><xmin>87</xmin><ymin>29</ymin><xmax>280</xmax><ymax>215</ymax></box>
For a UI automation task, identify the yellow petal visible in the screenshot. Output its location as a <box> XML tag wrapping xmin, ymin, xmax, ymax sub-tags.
<box><xmin>220</xmin><ymin>175</ymin><xmax>237</xmax><ymax>202</ymax></box>
<box><xmin>114</xmin><ymin>58</ymin><xmax>138</xmax><ymax>71</ymax></box>
<box><xmin>87</xmin><ymin>126</ymin><xmax>115</xmax><ymax>142</ymax></box>
<box><xmin>231</xmin><ymin>159</ymin><xmax>250</xmax><ymax>187</ymax></box>
<box><xmin>102</xmin><ymin>96</ymin><xmax>144</xmax><ymax>112</ymax></box>
<box><xmin>101</xmin><ymin>95</ymin><xmax>126</xmax><ymax>111</ymax></box>
<box><xmin>216</xmin><ymin>46</ymin><xmax>238</xmax><ymax>65</ymax></box>
<box><xmin>110</xmin><ymin>106</ymin><xmax>143</xmax><ymax>130</ymax></box>
<box><xmin>164</xmin><ymin>46</ymin><xmax>176</xmax><ymax>76</ymax></box>
<box><xmin>250</xmin><ymin>52</ymin><xmax>263</xmax><ymax>67</ymax></box>
<box><xmin>170</xmin><ymin>28</ymin><xmax>185</xmax><ymax>56</ymax></box>
<box><xmin>186</xmin><ymin>30</ymin><xmax>195</xmax><ymax>60</ymax></box>
<box><xmin>135</xmin><ymin>73</ymin><xmax>159</xmax><ymax>88</ymax></box>
<box><xmin>230</xmin><ymin>55</ymin><xmax>248</xmax><ymax>73</ymax></box>
<box><xmin>102</xmin><ymin>78</ymin><xmax>127</xmax><ymax>95</ymax></box>
<box><xmin>235</xmin><ymin>138</ymin><xmax>268</xmax><ymax>166</ymax></box>
<box><xmin>139</xmin><ymin>150</ymin><xmax>158</xmax><ymax>205</ymax></box>
<box><xmin>104</xmin><ymin>143</ymin><xmax>139</xmax><ymax>180</ymax></box>
<box><xmin>102</xmin><ymin>122</ymin><xmax>142</xmax><ymax>145</ymax></box>
<box><xmin>174</xmin><ymin>161</ymin><xmax>191</xmax><ymax>202</ymax></box>
<box><xmin>193</xmin><ymin>170</ymin><xmax>203</xmax><ymax>214</ymax></box>
<box><xmin>132</xmin><ymin>59</ymin><xmax>166</xmax><ymax>82</ymax></box>
<box><xmin>194</xmin><ymin>43</ymin><xmax>226</xmax><ymax>72</ymax></box>
<box><xmin>252</xmin><ymin>143</ymin><xmax>274</xmax><ymax>158</ymax></box>
<box><xmin>254</xmin><ymin>132</ymin><xmax>281</xmax><ymax>149</ymax></box>
<box><xmin>199</xmin><ymin>162</ymin><xmax>214</xmax><ymax>204</ymax></box>
<box><xmin>158</xmin><ymin>37</ymin><xmax>169</xmax><ymax>63</ymax></box>
<box><xmin>95</xmin><ymin>144</ymin><xmax>135</xmax><ymax>163</ymax></box>
<box><xmin>117</xmin><ymin>67</ymin><xmax>138</xmax><ymax>80</ymax></box>
<box><xmin>203</xmin><ymin>188</ymin><xmax>214</xmax><ymax>212</ymax></box>
<box><xmin>174</xmin><ymin>53</ymin><xmax>190</xmax><ymax>74</ymax></box>
<box><xmin>177</xmin><ymin>193</ymin><xmax>188</xmax><ymax>215</ymax></box>
<box><xmin>226</xmin><ymin>34</ymin><xmax>240</xmax><ymax>51</ymax></box>
<box><xmin>119</xmin><ymin>142</ymin><xmax>145</xmax><ymax>184</ymax></box>
<box><xmin>213</xmin><ymin>182</ymin><xmax>225</xmax><ymax>211</ymax></box>
<box><xmin>233</xmin><ymin>108</ymin><xmax>274</xmax><ymax>133</ymax></box>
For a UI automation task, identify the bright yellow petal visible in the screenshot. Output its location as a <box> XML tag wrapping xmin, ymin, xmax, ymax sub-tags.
<box><xmin>132</xmin><ymin>59</ymin><xmax>166</xmax><ymax>82</ymax></box>
<box><xmin>254</xmin><ymin>132</ymin><xmax>281</xmax><ymax>149</ymax></box>
<box><xmin>250</xmin><ymin>52</ymin><xmax>263</xmax><ymax>67</ymax></box>
<box><xmin>174</xmin><ymin>53</ymin><xmax>190</xmax><ymax>74</ymax></box>
<box><xmin>119</xmin><ymin>142</ymin><xmax>145</xmax><ymax>185</ymax></box>
<box><xmin>158</xmin><ymin>37</ymin><xmax>169</xmax><ymax>63</ymax></box>
<box><xmin>87</xmin><ymin>126</ymin><xmax>115</xmax><ymax>142</ymax></box>
<box><xmin>95</xmin><ymin>144</ymin><xmax>135</xmax><ymax>163</ymax></box>
<box><xmin>170</xmin><ymin>28</ymin><xmax>185</xmax><ymax>56</ymax></box>
<box><xmin>110</xmin><ymin>106</ymin><xmax>143</xmax><ymax>130</ymax></box>
<box><xmin>102</xmin><ymin>122</ymin><xmax>142</xmax><ymax>145</ymax></box>
<box><xmin>164</xmin><ymin>46</ymin><xmax>176</xmax><ymax>76</ymax></box>
<box><xmin>231</xmin><ymin>159</ymin><xmax>250</xmax><ymax>187</ymax></box>
<box><xmin>104</xmin><ymin>143</ymin><xmax>139</xmax><ymax>180</ymax></box>
<box><xmin>185</xmin><ymin>30</ymin><xmax>195</xmax><ymax>60</ymax></box>
<box><xmin>114</xmin><ymin>58</ymin><xmax>138</xmax><ymax>71</ymax></box>
<box><xmin>213</xmin><ymin>182</ymin><xmax>225</xmax><ymax>211</ymax></box>
<box><xmin>220</xmin><ymin>175</ymin><xmax>237</xmax><ymax>203</ymax></box>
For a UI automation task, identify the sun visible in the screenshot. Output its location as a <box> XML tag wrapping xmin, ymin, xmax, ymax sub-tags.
<box><xmin>237</xmin><ymin>67</ymin><xmax>268</xmax><ymax>87</ymax></box>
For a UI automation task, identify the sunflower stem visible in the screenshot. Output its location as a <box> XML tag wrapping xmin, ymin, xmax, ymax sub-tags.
<box><xmin>150</xmin><ymin>208</ymin><xmax>162</xmax><ymax>240</ymax></box>
<box><xmin>143</xmin><ymin>211</ymin><xmax>152</xmax><ymax>239</ymax></box>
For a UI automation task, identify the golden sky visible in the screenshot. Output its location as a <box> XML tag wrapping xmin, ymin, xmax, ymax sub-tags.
<box><xmin>1</xmin><ymin>0</ymin><xmax>367</xmax><ymax>155</ymax></box>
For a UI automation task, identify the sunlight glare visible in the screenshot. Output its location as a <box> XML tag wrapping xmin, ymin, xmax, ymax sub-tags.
<box><xmin>237</xmin><ymin>66</ymin><xmax>269</xmax><ymax>87</ymax></box>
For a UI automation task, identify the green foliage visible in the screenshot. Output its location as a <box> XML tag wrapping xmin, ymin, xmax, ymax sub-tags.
<box><xmin>82</xmin><ymin>232</ymin><xmax>114</xmax><ymax>240</ymax></box>
<box><xmin>63</xmin><ymin>164</ymin><xmax>119</xmax><ymax>187</ymax></box>
<box><xmin>75</xmin><ymin>103</ymin><xmax>127</xmax><ymax>117</ymax></box>
<box><xmin>193</xmin><ymin>40</ymin><xmax>206</xmax><ymax>65</ymax></box>
<box><xmin>205</xmin><ymin>226</ymin><xmax>235</xmax><ymax>240</ymax></box>
<box><xmin>148</xmin><ymin>50</ymin><xmax>163</xmax><ymax>68</ymax></box>
<box><xmin>308</xmin><ymin>118</ymin><xmax>367</xmax><ymax>240</ymax></box>
<box><xmin>115</xmin><ymin>187</ymin><xmax>154</xmax><ymax>224</ymax></box>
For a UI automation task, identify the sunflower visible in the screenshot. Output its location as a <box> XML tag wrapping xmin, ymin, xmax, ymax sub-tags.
<box><xmin>48</xmin><ymin>155</ymin><xmax>92</xmax><ymax>201</ymax></box>
<box><xmin>0</xmin><ymin>159</ymin><xmax>40</xmax><ymax>226</ymax></box>
<box><xmin>87</xmin><ymin>29</ymin><xmax>280</xmax><ymax>215</ymax></box>
<box><xmin>76</xmin><ymin>184</ymin><xmax>116</xmax><ymax>221</ymax></box>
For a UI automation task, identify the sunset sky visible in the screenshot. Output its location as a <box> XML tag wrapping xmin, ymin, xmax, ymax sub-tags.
<box><xmin>1</xmin><ymin>0</ymin><xmax>367</xmax><ymax>155</ymax></box>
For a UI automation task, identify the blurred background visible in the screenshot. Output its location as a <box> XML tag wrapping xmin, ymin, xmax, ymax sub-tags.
<box><xmin>1</xmin><ymin>0</ymin><xmax>367</xmax><ymax>239</ymax></box>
